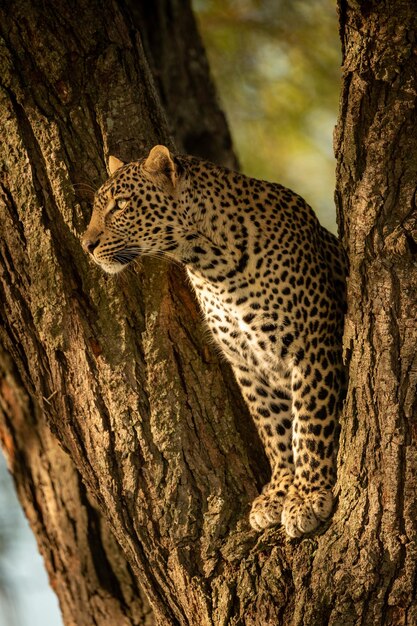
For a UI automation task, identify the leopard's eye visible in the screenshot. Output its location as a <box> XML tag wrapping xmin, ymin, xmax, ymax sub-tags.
<box><xmin>106</xmin><ymin>198</ymin><xmax>129</xmax><ymax>218</ymax></box>
<box><xmin>116</xmin><ymin>199</ymin><xmax>128</xmax><ymax>209</ymax></box>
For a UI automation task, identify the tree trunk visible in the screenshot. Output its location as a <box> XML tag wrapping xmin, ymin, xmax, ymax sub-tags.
<box><xmin>0</xmin><ymin>1</ymin><xmax>257</xmax><ymax>624</ymax></box>
<box><xmin>298</xmin><ymin>2</ymin><xmax>417</xmax><ymax>624</ymax></box>
<box><xmin>1</xmin><ymin>1</ymin><xmax>416</xmax><ymax>625</ymax></box>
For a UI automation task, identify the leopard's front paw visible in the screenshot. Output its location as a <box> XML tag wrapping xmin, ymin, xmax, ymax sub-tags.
<box><xmin>281</xmin><ymin>485</ymin><xmax>334</xmax><ymax>538</ymax></box>
<box><xmin>249</xmin><ymin>490</ymin><xmax>284</xmax><ymax>531</ymax></box>
<box><xmin>249</xmin><ymin>472</ymin><xmax>293</xmax><ymax>531</ymax></box>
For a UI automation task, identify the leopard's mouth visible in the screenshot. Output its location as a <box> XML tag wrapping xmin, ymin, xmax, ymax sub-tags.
<box><xmin>112</xmin><ymin>248</ymin><xmax>141</xmax><ymax>266</ymax></box>
<box><xmin>94</xmin><ymin>247</ymin><xmax>142</xmax><ymax>274</ymax></box>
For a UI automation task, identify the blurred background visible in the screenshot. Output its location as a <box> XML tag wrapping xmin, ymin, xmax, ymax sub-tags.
<box><xmin>194</xmin><ymin>0</ymin><xmax>341</xmax><ymax>232</ymax></box>
<box><xmin>0</xmin><ymin>0</ymin><xmax>340</xmax><ymax>623</ymax></box>
<box><xmin>0</xmin><ymin>455</ymin><xmax>61</xmax><ymax>626</ymax></box>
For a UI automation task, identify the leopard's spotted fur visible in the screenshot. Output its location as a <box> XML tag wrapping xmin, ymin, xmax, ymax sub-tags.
<box><xmin>82</xmin><ymin>146</ymin><xmax>347</xmax><ymax>538</ymax></box>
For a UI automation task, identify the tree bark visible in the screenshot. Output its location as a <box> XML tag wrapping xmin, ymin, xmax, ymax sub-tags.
<box><xmin>299</xmin><ymin>2</ymin><xmax>417</xmax><ymax>624</ymax></box>
<box><xmin>1</xmin><ymin>1</ymin><xmax>416</xmax><ymax>625</ymax></box>
<box><xmin>0</xmin><ymin>1</ymin><xmax>256</xmax><ymax>624</ymax></box>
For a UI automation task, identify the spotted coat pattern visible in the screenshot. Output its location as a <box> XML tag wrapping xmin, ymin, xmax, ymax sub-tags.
<box><xmin>82</xmin><ymin>146</ymin><xmax>347</xmax><ymax>538</ymax></box>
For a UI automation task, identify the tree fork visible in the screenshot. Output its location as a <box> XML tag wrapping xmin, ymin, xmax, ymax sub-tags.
<box><xmin>1</xmin><ymin>1</ymin><xmax>416</xmax><ymax>625</ymax></box>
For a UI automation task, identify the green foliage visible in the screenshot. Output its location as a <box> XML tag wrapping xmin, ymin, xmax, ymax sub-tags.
<box><xmin>193</xmin><ymin>0</ymin><xmax>340</xmax><ymax>231</ymax></box>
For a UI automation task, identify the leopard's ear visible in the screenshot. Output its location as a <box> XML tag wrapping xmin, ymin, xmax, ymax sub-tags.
<box><xmin>108</xmin><ymin>156</ymin><xmax>125</xmax><ymax>176</ymax></box>
<box><xmin>144</xmin><ymin>145</ymin><xmax>177</xmax><ymax>188</ymax></box>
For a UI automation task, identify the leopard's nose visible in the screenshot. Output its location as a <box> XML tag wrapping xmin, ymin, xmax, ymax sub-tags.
<box><xmin>82</xmin><ymin>237</ymin><xmax>100</xmax><ymax>255</ymax></box>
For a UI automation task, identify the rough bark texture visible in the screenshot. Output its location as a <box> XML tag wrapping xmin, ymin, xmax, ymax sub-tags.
<box><xmin>1</xmin><ymin>0</ymin><xmax>416</xmax><ymax>625</ymax></box>
<box><xmin>0</xmin><ymin>1</ymin><xmax>259</xmax><ymax>624</ymax></box>
<box><xmin>301</xmin><ymin>2</ymin><xmax>417</xmax><ymax>624</ymax></box>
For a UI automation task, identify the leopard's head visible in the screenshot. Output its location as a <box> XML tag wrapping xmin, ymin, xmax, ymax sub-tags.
<box><xmin>82</xmin><ymin>145</ymin><xmax>186</xmax><ymax>274</ymax></box>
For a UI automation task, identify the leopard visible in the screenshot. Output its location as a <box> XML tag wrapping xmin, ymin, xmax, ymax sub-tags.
<box><xmin>82</xmin><ymin>145</ymin><xmax>347</xmax><ymax>538</ymax></box>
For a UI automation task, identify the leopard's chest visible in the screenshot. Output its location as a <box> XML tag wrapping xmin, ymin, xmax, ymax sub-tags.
<box><xmin>188</xmin><ymin>271</ymin><xmax>289</xmax><ymax>375</ymax></box>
